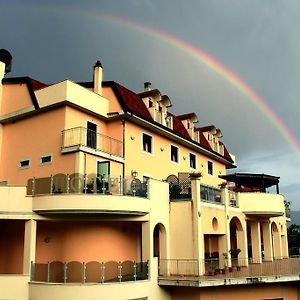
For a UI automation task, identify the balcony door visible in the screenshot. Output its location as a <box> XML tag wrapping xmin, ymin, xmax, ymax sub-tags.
<box><xmin>97</xmin><ymin>161</ymin><xmax>110</xmax><ymax>193</ymax></box>
<box><xmin>87</xmin><ymin>121</ymin><xmax>97</xmax><ymax>149</ymax></box>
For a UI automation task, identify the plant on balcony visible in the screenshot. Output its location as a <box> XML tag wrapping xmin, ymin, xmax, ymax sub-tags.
<box><xmin>229</xmin><ymin>248</ymin><xmax>241</xmax><ymax>271</ymax></box>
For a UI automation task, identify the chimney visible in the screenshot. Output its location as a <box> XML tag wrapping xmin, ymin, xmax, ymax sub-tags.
<box><xmin>93</xmin><ymin>60</ymin><xmax>103</xmax><ymax>95</ymax></box>
<box><xmin>0</xmin><ymin>49</ymin><xmax>12</xmax><ymax>78</ymax></box>
<box><xmin>144</xmin><ymin>82</ymin><xmax>152</xmax><ymax>91</ymax></box>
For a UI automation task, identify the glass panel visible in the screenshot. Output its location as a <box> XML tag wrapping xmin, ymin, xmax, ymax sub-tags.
<box><xmin>49</xmin><ymin>261</ymin><xmax>64</xmax><ymax>283</ymax></box>
<box><xmin>104</xmin><ymin>261</ymin><xmax>119</xmax><ymax>282</ymax></box>
<box><xmin>67</xmin><ymin>261</ymin><xmax>83</xmax><ymax>283</ymax></box>
<box><xmin>85</xmin><ymin>261</ymin><xmax>101</xmax><ymax>283</ymax></box>
<box><xmin>121</xmin><ymin>260</ymin><xmax>134</xmax><ymax>282</ymax></box>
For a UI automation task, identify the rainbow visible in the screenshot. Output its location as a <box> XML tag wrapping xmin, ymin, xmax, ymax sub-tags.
<box><xmin>4</xmin><ymin>3</ymin><xmax>300</xmax><ymax>154</ymax></box>
<box><xmin>101</xmin><ymin>14</ymin><xmax>300</xmax><ymax>155</ymax></box>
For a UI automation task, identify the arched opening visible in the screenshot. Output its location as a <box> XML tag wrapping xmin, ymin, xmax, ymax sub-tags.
<box><xmin>271</xmin><ymin>221</ymin><xmax>281</xmax><ymax>259</ymax></box>
<box><xmin>153</xmin><ymin>223</ymin><xmax>167</xmax><ymax>259</ymax></box>
<box><xmin>229</xmin><ymin>217</ymin><xmax>245</xmax><ymax>266</ymax></box>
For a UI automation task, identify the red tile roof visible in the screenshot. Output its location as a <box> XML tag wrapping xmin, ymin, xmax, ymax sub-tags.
<box><xmin>77</xmin><ymin>80</ymin><xmax>234</xmax><ymax>165</ymax></box>
<box><xmin>167</xmin><ymin>112</ymin><xmax>191</xmax><ymax>139</ymax></box>
<box><xmin>29</xmin><ymin>78</ymin><xmax>47</xmax><ymax>91</ymax></box>
<box><xmin>194</xmin><ymin>127</ymin><xmax>213</xmax><ymax>151</ymax></box>
<box><xmin>111</xmin><ymin>82</ymin><xmax>153</xmax><ymax>121</ymax></box>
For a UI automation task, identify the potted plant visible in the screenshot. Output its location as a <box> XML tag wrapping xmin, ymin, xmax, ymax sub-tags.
<box><xmin>221</xmin><ymin>252</ymin><xmax>228</xmax><ymax>274</ymax></box>
<box><xmin>229</xmin><ymin>248</ymin><xmax>241</xmax><ymax>270</ymax></box>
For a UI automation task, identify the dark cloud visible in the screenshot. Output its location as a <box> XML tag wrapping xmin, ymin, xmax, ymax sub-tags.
<box><xmin>1</xmin><ymin>0</ymin><xmax>299</xmax><ymax>207</ymax></box>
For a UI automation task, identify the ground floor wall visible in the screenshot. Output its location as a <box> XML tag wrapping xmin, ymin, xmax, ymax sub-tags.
<box><xmin>171</xmin><ymin>283</ymin><xmax>299</xmax><ymax>300</ymax></box>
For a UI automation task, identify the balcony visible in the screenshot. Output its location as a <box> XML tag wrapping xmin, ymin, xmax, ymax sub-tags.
<box><xmin>61</xmin><ymin>127</ymin><xmax>123</xmax><ymax>158</ymax></box>
<box><xmin>220</xmin><ymin>173</ymin><xmax>285</xmax><ymax>217</ymax></box>
<box><xmin>27</xmin><ymin>174</ymin><xmax>149</xmax><ymax>215</ymax></box>
<box><xmin>31</xmin><ymin>260</ymin><xmax>148</xmax><ymax>284</ymax></box>
<box><xmin>158</xmin><ymin>257</ymin><xmax>300</xmax><ymax>287</ymax></box>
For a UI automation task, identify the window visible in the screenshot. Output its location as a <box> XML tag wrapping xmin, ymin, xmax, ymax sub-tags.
<box><xmin>142</xmin><ymin>133</ymin><xmax>152</xmax><ymax>153</ymax></box>
<box><xmin>148</xmin><ymin>99</ymin><xmax>153</xmax><ymax>108</ymax></box>
<box><xmin>171</xmin><ymin>145</ymin><xmax>179</xmax><ymax>163</ymax></box>
<box><xmin>40</xmin><ymin>155</ymin><xmax>52</xmax><ymax>165</ymax></box>
<box><xmin>208</xmin><ymin>161</ymin><xmax>213</xmax><ymax>175</ymax></box>
<box><xmin>200</xmin><ymin>185</ymin><xmax>221</xmax><ymax>203</ymax></box>
<box><xmin>190</xmin><ymin>153</ymin><xmax>196</xmax><ymax>169</ymax></box>
<box><xmin>19</xmin><ymin>159</ymin><xmax>30</xmax><ymax>168</ymax></box>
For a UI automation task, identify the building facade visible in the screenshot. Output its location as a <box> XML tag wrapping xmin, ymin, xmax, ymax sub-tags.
<box><xmin>0</xmin><ymin>49</ymin><xmax>298</xmax><ymax>300</ymax></box>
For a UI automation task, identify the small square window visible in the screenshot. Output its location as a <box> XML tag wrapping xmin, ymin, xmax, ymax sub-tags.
<box><xmin>19</xmin><ymin>159</ymin><xmax>30</xmax><ymax>168</ymax></box>
<box><xmin>171</xmin><ymin>145</ymin><xmax>179</xmax><ymax>163</ymax></box>
<box><xmin>142</xmin><ymin>133</ymin><xmax>152</xmax><ymax>153</ymax></box>
<box><xmin>190</xmin><ymin>153</ymin><xmax>196</xmax><ymax>169</ymax></box>
<box><xmin>148</xmin><ymin>99</ymin><xmax>153</xmax><ymax>108</ymax></box>
<box><xmin>40</xmin><ymin>155</ymin><xmax>52</xmax><ymax>165</ymax></box>
<box><xmin>208</xmin><ymin>161</ymin><xmax>213</xmax><ymax>175</ymax></box>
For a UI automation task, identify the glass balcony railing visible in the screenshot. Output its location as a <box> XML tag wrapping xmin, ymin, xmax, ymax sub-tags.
<box><xmin>26</xmin><ymin>174</ymin><xmax>148</xmax><ymax>198</ymax></box>
<box><xmin>61</xmin><ymin>127</ymin><xmax>123</xmax><ymax>158</ymax></box>
<box><xmin>31</xmin><ymin>260</ymin><xmax>148</xmax><ymax>283</ymax></box>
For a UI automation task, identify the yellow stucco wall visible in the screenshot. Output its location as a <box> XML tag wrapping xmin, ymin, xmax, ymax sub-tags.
<box><xmin>124</xmin><ymin>121</ymin><xmax>226</xmax><ymax>185</ymax></box>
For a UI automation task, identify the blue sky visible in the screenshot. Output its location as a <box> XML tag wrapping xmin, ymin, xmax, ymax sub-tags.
<box><xmin>1</xmin><ymin>0</ymin><xmax>300</xmax><ymax>209</ymax></box>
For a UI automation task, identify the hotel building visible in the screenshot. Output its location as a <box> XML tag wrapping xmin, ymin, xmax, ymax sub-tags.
<box><xmin>0</xmin><ymin>49</ymin><xmax>298</xmax><ymax>300</ymax></box>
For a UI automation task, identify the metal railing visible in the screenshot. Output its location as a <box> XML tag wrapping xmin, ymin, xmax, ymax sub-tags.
<box><xmin>26</xmin><ymin>174</ymin><xmax>148</xmax><ymax>198</ymax></box>
<box><xmin>31</xmin><ymin>260</ymin><xmax>148</xmax><ymax>283</ymax></box>
<box><xmin>159</xmin><ymin>257</ymin><xmax>300</xmax><ymax>280</ymax></box>
<box><xmin>61</xmin><ymin>127</ymin><xmax>123</xmax><ymax>158</ymax></box>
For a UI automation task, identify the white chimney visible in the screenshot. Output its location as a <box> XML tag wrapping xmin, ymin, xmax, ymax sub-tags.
<box><xmin>144</xmin><ymin>82</ymin><xmax>152</xmax><ymax>91</ymax></box>
<box><xmin>93</xmin><ymin>60</ymin><xmax>103</xmax><ymax>95</ymax></box>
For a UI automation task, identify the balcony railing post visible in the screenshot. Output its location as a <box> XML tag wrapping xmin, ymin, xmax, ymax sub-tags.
<box><xmin>64</xmin><ymin>262</ymin><xmax>67</xmax><ymax>284</ymax></box>
<box><xmin>101</xmin><ymin>262</ymin><xmax>105</xmax><ymax>283</ymax></box>
<box><xmin>84</xmin><ymin>174</ymin><xmax>87</xmax><ymax>194</ymax></box>
<box><xmin>66</xmin><ymin>174</ymin><xmax>70</xmax><ymax>194</ymax></box>
<box><xmin>118</xmin><ymin>261</ymin><xmax>122</xmax><ymax>282</ymax></box>
<box><xmin>83</xmin><ymin>262</ymin><xmax>86</xmax><ymax>284</ymax></box>
<box><xmin>133</xmin><ymin>261</ymin><xmax>137</xmax><ymax>281</ymax></box>
<box><xmin>50</xmin><ymin>174</ymin><xmax>53</xmax><ymax>194</ymax></box>
<box><xmin>32</xmin><ymin>177</ymin><xmax>35</xmax><ymax>196</ymax></box>
<box><xmin>47</xmin><ymin>261</ymin><xmax>50</xmax><ymax>282</ymax></box>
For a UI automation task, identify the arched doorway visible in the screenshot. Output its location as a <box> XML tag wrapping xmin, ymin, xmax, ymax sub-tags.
<box><xmin>153</xmin><ymin>223</ymin><xmax>167</xmax><ymax>259</ymax></box>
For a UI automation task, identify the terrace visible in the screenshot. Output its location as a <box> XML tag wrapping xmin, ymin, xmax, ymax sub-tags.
<box><xmin>158</xmin><ymin>257</ymin><xmax>300</xmax><ymax>287</ymax></box>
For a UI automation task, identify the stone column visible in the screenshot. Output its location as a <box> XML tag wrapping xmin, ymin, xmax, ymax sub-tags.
<box><xmin>262</xmin><ymin>221</ymin><xmax>273</xmax><ymax>261</ymax></box>
<box><xmin>250</xmin><ymin>220</ymin><xmax>262</xmax><ymax>263</ymax></box>
<box><xmin>23</xmin><ymin>219</ymin><xmax>37</xmax><ymax>275</ymax></box>
<box><xmin>191</xmin><ymin>175</ymin><xmax>205</xmax><ymax>275</ymax></box>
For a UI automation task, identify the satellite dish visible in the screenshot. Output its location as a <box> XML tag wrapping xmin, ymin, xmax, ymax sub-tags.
<box><xmin>0</xmin><ymin>49</ymin><xmax>12</xmax><ymax>74</ymax></box>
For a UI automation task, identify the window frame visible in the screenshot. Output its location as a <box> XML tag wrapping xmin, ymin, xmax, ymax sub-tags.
<box><xmin>208</xmin><ymin>161</ymin><xmax>213</xmax><ymax>175</ymax></box>
<box><xmin>40</xmin><ymin>154</ymin><xmax>53</xmax><ymax>166</ymax></box>
<box><xmin>19</xmin><ymin>159</ymin><xmax>30</xmax><ymax>169</ymax></box>
<box><xmin>142</xmin><ymin>132</ymin><xmax>153</xmax><ymax>154</ymax></box>
<box><xmin>170</xmin><ymin>145</ymin><xmax>179</xmax><ymax>164</ymax></box>
<box><xmin>189</xmin><ymin>153</ymin><xmax>196</xmax><ymax>169</ymax></box>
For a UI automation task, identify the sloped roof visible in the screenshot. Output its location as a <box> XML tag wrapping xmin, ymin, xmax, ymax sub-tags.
<box><xmin>2</xmin><ymin>76</ymin><xmax>44</xmax><ymax>108</ymax></box>
<box><xmin>77</xmin><ymin>80</ymin><xmax>234</xmax><ymax>165</ymax></box>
